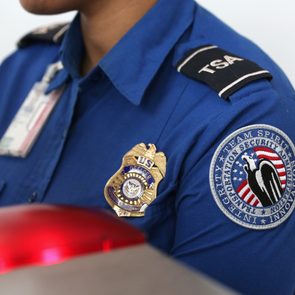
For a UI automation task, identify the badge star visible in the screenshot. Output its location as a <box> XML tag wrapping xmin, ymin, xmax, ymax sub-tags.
<box><xmin>288</xmin><ymin>153</ymin><xmax>292</xmax><ymax>158</ymax></box>
<box><xmin>219</xmin><ymin>156</ymin><xmax>225</xmax><ymax>162</ymax></box>
<box><xmin>261</xmin><ymin>209</ymin><xmax>266</xmax><ymax>215</ymax></box>
<box><xmin>261</xmin><ymin>219</ymin><xmax>266</xmax><ymax>225</ymax></box>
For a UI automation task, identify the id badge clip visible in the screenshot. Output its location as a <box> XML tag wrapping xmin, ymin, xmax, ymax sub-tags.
<box><xmin>0</xmin><ymin>61</ymin><xmax>64</xmax><ymax>158</ymax></box>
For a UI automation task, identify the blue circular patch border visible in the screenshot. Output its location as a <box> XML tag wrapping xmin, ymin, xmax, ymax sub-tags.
<box><xmin>209</xmin><ymin>124</ymin><xmax>295</xmax><ymax>230</ymax></box>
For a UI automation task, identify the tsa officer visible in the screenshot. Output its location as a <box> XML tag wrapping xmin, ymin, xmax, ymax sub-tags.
<box><xmin>0</xmin><ymin>0</ymin><xmax>295</xmax><ymax>293</ymax></box>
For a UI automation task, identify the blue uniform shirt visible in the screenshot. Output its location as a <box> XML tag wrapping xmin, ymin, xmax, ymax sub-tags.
<box><xmin>1</xmin><ymin>0</ymin><xmax>295</xmax><ymax>293</ymax></box>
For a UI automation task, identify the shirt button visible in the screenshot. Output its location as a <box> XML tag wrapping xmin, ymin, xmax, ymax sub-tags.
<box><xmin>28</xmin><ymin>192</ymin><xmax>38</xmax><ymax>203</ymax></box>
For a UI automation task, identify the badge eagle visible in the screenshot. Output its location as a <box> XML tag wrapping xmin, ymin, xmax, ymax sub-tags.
<box><xmin>104</xmin><ymin>143</ymin><xmax>167</xmax><ymax>217</ymax></box>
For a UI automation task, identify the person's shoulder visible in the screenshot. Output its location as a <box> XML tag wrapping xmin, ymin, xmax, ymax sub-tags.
<box><xmin>0</xmin><ymin>23</ymin><xmax>69</xmax><ymax>80</ymax></box>
<box><xmin>171</xmin><ymin>4</ymin><xmax>295</xmax><ymax>118</ymax></box>
<box><xmin>193</xmin><ymin>5</ymin><xmax>293</xmax><ymax>90</ymax></box>
<box><xmin>1</xmin><ymin>23</ymin><xmax>68</xmax><ymax>66</ymax></box>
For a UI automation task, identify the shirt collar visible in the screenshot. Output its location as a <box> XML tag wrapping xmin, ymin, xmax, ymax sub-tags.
<box><xmin>46</xmin><ymin>16</ymin><xmax>83</xmax><ymax>94</ymax></box>
<box><xmin>51</xmin><ymin>0</ymin><xmax>196</xmax><ymax>105</ymax></box>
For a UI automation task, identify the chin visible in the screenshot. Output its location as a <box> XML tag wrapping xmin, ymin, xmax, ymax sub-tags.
<box><xmin>19</xmin><ymin>0</ymin><xmax>78</xmax><ymax>15</ymax></box>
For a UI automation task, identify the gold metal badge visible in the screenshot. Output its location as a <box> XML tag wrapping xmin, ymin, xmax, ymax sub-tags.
<box><xmin>104</xmin><ymin>143</ymin><xmax>167</xmax><ymax>217</ymax></box>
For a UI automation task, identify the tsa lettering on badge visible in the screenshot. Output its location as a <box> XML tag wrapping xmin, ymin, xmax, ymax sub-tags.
<box><xmin>210</xmin><ymin>124</ymin><xmax>295</xmax><ymax>229</ymax></box>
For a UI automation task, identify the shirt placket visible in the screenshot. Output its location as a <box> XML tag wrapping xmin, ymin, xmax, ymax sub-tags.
<box><xmin>18</xmin><ymin>79</ymin><xmax>80</xmax><ymax>203</ymax></box>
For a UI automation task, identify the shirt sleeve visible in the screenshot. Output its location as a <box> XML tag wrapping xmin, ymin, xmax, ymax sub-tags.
<box><xmin>170</xmin><ymin>84</ymin><xmax>295</xmax><ymax>295</ymax></box>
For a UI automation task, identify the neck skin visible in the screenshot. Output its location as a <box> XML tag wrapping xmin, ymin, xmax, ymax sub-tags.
<box><xmin>79</xmin><ymin>0</ymin><xmax>158</xmax><ymax>76</ymax></box>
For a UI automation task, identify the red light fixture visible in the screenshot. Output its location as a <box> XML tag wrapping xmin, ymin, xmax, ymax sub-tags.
<box><xmin>0</xmin><ymin>205</ymin><xmax>145</xmax><ymax>274</ymax></box>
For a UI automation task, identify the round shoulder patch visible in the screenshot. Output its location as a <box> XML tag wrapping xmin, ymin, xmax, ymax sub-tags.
<box><xmin>210</xmin><ymin>124</ymin><xmax>295</xmax><ymax>229</ymax></box>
